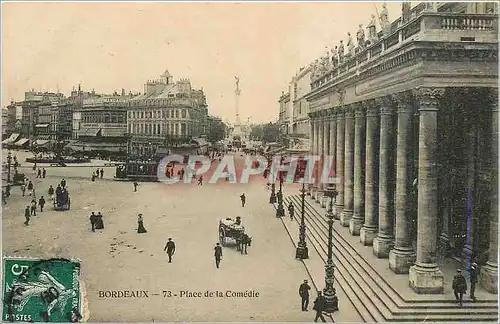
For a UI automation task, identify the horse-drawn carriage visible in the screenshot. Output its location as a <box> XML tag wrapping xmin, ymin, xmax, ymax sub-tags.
<box><xmin>54</xmin><ymin>190</ymin><xmax>71</xmax><ymax>211</ymax></box>
<box><xmin>218</xmin><ymin>217</ymin><xmax>252</xmax><ymax>254</ymax></box>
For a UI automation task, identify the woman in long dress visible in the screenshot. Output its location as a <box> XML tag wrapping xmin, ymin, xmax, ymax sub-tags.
<box><xmin>137</xmin><ymin>214</ymin><xmax>147</xmax><ymax>234</ymax></box>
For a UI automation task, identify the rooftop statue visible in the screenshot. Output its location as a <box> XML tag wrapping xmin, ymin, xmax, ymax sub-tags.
<box><xmin>331</xmin><ymin>46</ymin><xmax>339</xmax><ymax>67</ymax></box>
<box><xmin>338</xmin><ymin>40</ymin><xmax>345</xmax><ymax>63</ymax></box>
<box><xmin>367</xmin><ymin>14</ymin><xmax>377</xmax><ymax>41</ymax></box>
<box><xmin>380</xmin><ymin>3</ymin><xmax>391</xmax><ymax>36</ymax></box>
<box><xmin>402</xmin><ymin>2</ymin><xmax>411</xmax><ymax>23</ymax></box>
<box><xmin>347</xmin><ymin>32</ymin><xmax>355</xmax><ymax>56</ymax></box>
<box><xmin>357</xmin><ymin>24</ymin><xmax>366</xmax><ymax>49</ymax></box>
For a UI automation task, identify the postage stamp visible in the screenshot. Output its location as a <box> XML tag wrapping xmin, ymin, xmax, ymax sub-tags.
<box><xmin>2</xmin><ymin>257</ymin><xmax>82</xmax><ymax>323</ymax></box>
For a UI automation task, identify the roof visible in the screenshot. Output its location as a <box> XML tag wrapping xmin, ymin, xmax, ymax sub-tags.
<box><xmin>130</xmin><ymin>83</ymin><xmax>178</xmax><ymax>101</ymax></box>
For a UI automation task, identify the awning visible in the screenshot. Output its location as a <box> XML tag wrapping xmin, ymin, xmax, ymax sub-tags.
<box><xmin>2</xmin><ymin>133</ymin><xmax>20</xmax><ymax>144</ymax></box>
<box><xmin>36</xmin><ymin>135</ymin><xmax>51</xmax><ymax>140</ymax></box>
<box><xmin>191</xmin><ymin>137</ymin><xmax>208</xmax><ymax>147</ymax></box>
<box><xmin>14</xmin><ymin>138</ymin><xmax>29</xmax><ymax>146</ymax></box>
<box><xmin>35</xmin><ymin>124</ymin><xmax>50</xmax><ymax>128</ymax></box>
<box><xmin>33</xmin><ymin>139</ymin><xmax>51</xmax><ymax>147</ymax></box>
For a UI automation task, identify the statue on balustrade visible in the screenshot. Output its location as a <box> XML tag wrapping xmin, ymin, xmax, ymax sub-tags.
<box><xmin>401</xmin><ymin>2</ymin><xmax>411</xmax><ymax>23</ymax></box>
<box><xmin>310</xmin><ymin>59</ymin><xmax>320</xmax><ymax>81</ymax></box>
<box><xmin>338</xmin><ymin>40</ymin><xmax>345</xmax><ymax>63</ymax></box>
<box><xmin>324</xmin><ymin>46</ymin><xmax>332</xmax><ymax>71</ymax></box>
<box><xmin>367</xmin><ymin>14</ymin><xmax>378</xmax><ymax>42</ymax></box>
<box><xmin>379</xmin><ymin>3</ymin><xmax>391</xmax><ymax>36</ymax></box>
<box><xmin>331</xmin><ymin>46</ymin><xmax>339</xmax><ymax>67</ymax></box>
<box><xmin>346</xmin><ymin>32</ymin><xmax>354</xmax><ymax>56</ymax></box>
<box><xmin>356</xmin><ymin>24</ymin><xmax>366</xmax><ymax>49</ymax></box>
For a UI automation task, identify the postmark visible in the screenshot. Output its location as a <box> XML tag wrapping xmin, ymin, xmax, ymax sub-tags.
<box><xmin>2</xmin><ymin>257</ymin><xmax>82</xmax><ymax>322</ymax></box>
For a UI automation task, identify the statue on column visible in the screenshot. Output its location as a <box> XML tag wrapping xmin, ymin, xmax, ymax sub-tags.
<box><xmin>331</xmin><ymin>46</ymin><xmax>339</xmax><ymax>67</ymax></box>
<box><xmin>401</xmin><ymin>2</ymin><xmax>411</xmax><ymax>23</ymax></box>
<box><xmin>347</xmin><ymin>32</ymin><xmax>354</xmax><ymax>56</ymax></box>
<box><xmin>338</xmin><ymin>40</ymin><xmax>345</xmax><ymax>63</ymax></box>
<box><xmin>379</xmin><ymin>3</ymin><xmax>391</xmax><ymax>36</ymax></box>
<box><xmin>367</xmin><ymin>14</ymin><xmax>378</xmax><ymax>42</ymax></box>
<box><xmin>356</xmin><ymin>24</ymin><xmax>366</xmax><ymax>49</ymax></box>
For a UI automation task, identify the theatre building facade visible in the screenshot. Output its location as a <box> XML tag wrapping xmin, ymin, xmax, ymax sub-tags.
<box><xmin>306</xmin><ymin>4</ymin><xmax>498</xmax><ymax>294</ymax></box>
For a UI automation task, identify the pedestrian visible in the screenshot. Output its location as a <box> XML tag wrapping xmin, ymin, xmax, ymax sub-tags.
<box><xmin>164</xmin><ymin>238</ymin><xmax>176</xmax><ymax>263</ymax></box>
<box><xmin>452</xmin><ymin>269</ymin><xmax>467</xmax><ymax>306</ymax></box>
<box><xmin>20</xmin><ymin>183</ymin><xmax>26</xmax><ymax>197</ymax></box>
<box><xmin>42</xmin><ymin>168</ymin><xmax>46</xmax><ymax>178</ymax></box>
<box><xmin>95</xmin><ymin>170</ymin><xmax>99</xmax><ymax>178</ymax></box>
<box><xmin>469</xmin><ymin>263</ymin><xmax>479</xmax><ymax>301</ymax></box>
<box><xmin>95</xmin><ymin>212</ymin><xmax>104</xmax><ymax>230</ymax></box>
<box><xmin>61</xmin><ymin>178</ymin><xmax>66</xmax><ymax>189</ymax></box>
<box><xmin>312</xmin><ymin>291</ymin><xmax>327</xmax><ymax>322</ymax></box>
<box><xmin>214</xmin><ymin>243</ymin><xmax>223</xmax><ymax>268</ymax></box>
<box><xmin>299</xmin><ymin>279</ymin><xmax>311</xmax><ymax>311</ymax></box>
<box><xmin>30</xmin><ymin>199</ymin><xmax>37</xmax><ymax>216</ymax></box>
<box><xmin>89</xmin><ymin>212</ymin><xmax>97</xmax><ymax>232</ymax></box>
<box><xmin>32</xmin><ymin>163</ymin><xmax>36</xmax><ymax>171</ymax></box>
<box><xmin>24</xmin><ymin>206</ymin><xmax>31</xmax><ymax>226</ymax></box>
<box><xmin>100</xmin><ymin>168</ymin><xmax>104</xmax><ymax>179</ymax></box>
<box><xmin>288</xmin><ymin>202</ymin><xmax>295</xmax><ymax>221</ymax></box>
<box><xmin>38</xmin><ymin>196</ymin><xmax>45</xmax><ymax>212</ymax></box>
<box><xmin>137</xmin><ymin>214</ymin><xmax>147</xmax><ymax>234</ymax></box>
<box><xmin>133</xmin><ymin>181</ymin><xmax>138</xmax><ymax>192</ymax></box>
<box><xmin>36</xmin><ymin>168</ymin><xmax>41</xmax><ymax>178</ymax></box>
<box><xmin>91</xmin><ymin>173</ymin><xmax>96</xmax><ymax>182</ymax></box>
<box><xmin>5</xmin><ymin>184</ymin><xmax>11</xmax><ymax>198</ymax></box>
<box><xmin>2</xmin><ymin>190</ymin><xmax>6</xmax><ymax>205</ymax></box>
<box><xmin>240</xmin><ymin>193</ymin><xmax>246</xmax><ymax>207</ymax></box>
<box><xmin>198</xmin><ymin>175</ymin><xmax>203</xmax><ymax>186</ymax></box>
<box><xmin>27</xmin><ymin>181</ymin><xmax>34</xmax><ymax>196</ymax></box>
<box><xmin>48</xmin><ymin>185</ymin><xmax>54</xmax><ymax>200</ymax></box>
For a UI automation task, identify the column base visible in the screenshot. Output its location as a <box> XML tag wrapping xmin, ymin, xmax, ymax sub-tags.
<box><xmin>389</xmin><ymin>248</ymin><xmax>416</xmax><ymax>274</ymax></box>
<box><xmin>316</xmin><ymin>191</ymin><xmax>324</xmax><ymax>203</ymax></box>
<box><xmin>360</xmin><ymin>225</ymin><xmax>378</xmax><ymax>246</ymax></box>
<box><xmin>373</xmin><ymin>235</ymin><xmax>394</xmax><ymax>258</ymax></box>
<box><xmin>340</xmin><ymin>209</ymin><xmax>353</xmax><ymax>227</ymax></box>
<box><xmin>349</xmin><ymin>216</ymin><xmax>364</xmax><ymax>236</ymax></box>
<box><xmin>321</xmin><ymin>196</ymin><xmax>329</xmax><ymax>208</ymax></box>
<box><xmin>334</xmin><ymin>204</ymin><xmax>343</xmax><ymax>220</ymax></box>
<box><xmin>409</xmin><ymin>263</ymin><xmax>444</xmax><ymax>294</ymax></box>
<box><xmin>479</xmin><ymin>262</ymin><xmax>498</xmax><ymax>294</ymax></box>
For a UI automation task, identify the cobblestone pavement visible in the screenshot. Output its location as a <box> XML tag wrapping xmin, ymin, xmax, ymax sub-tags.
<box><xmin>2</xmin><ymin>150</ymin><xmax>359</xmax><ymax>322</ymax></box>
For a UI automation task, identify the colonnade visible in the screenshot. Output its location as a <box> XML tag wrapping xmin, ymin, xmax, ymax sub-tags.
<box><xmin>308</xmin><ymin>87</ymin><xmax>498</xmax><ymax>294</ymax></box>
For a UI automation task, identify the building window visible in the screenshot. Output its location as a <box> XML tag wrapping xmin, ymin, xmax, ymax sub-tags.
<box><xmin>181</xmin><ymin>123</ymin><xmax>186</xmax><ymax>135</ymax></box>
<box><xmin>181</xmin><ymin>109</ymin><xmax>187</xmax><ymax>118</ymax></box>
<box><xmin>128</xmin><ymin>124</ymin><xmax>131</xmax><ymax>133</ymax></box>
<box><xmin>175</xmin><ymin>110</ymin><xmax>179</xmax><ymax>118</ymax></box>
<box><xmin>141</xmin><ymin>111</ymin><xmax>144</xmax><ymax>119</ymax></box>
<box><xmin>133</xmin><ymin>111</ymin><xmax>136</xmax><ymax>118</ymax></box>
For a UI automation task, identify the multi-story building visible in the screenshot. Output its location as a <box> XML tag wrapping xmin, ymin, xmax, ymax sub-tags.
<box><xmin>278</xmin><ymin>91</ymin><xmax>291</xmax><ymax>138</ymax></box>
<box><xmin>127</xmin><ymin>71</ymin><xmax>208</xmax><ymax>156</ymax></box>
<box><xmin>291</xmin><ymin>66</ymin><xmax>312</xmax><ymax>137</ymax></box>
<box><xmin>2</xmin><ymin>109</ymin><xmax>8</xmax><ymax>140</ymax></box>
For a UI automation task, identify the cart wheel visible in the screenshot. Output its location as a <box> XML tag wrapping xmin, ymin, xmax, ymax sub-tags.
<box><xmin>219</xmin><ymin>228</ymin><xmax>225</xmax><ymax>246</ymax></box>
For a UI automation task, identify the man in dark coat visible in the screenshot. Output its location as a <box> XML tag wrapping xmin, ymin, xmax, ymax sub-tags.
<box><xmin>27</xmin><ymin>181</ymin><xmax>34</xmax><ymax>196</ymax></box>
<box><xmin>299</xmin><ymin>279</ymin><xmax>311</xmax><ymax>311</ymax></box>
<box><xmin>469</xmin><ymin>263</ymin><xmax>479</xmax><ymax>300</ymax></box>
<box><xmin>61</xmin><ymin>178</ymin><xmax>66</xmax><ymax>188</ymax></box>
<box><xmin>133</xmin><ymin>182</ymin><xmax>138</xmax><ymax>192</ymax></box>
<box><xmin>100</xmin><ymin>169</ymin><xmax>104</xmax><ymax>179</ymax></box>
<box><xmin>38</xmin><ymin>196</ymin><xmax>46</xmax><ymax>212</ymax></box>
<box><xmin>288</xmin><ymin>202</ymin><xmax>295</xmax><ymax>221</ymax></box>
<box><xmin>313</xmin><ymin>291</ymin><xmax>327</xmax><ymax>322</ymax></box>
<box><xmin>164</xmin><ymin>238</ymin><xmax>176</xmax><ymax>263</ymax></box>
<box><xmin>24</xmin><ymin>206</ymin><xmax>31</xmax><ymax>225</ymax></box>
<box><xmin>452</xmin><ymin>269</ymin><xmax>467</xmax><ymax>306</ymax></box>
<box><xmin>42</xmin><ymin>168</ymin><xmax>46</xmax><ymax>178</ymax></box>
<box><xmin>240</xmin><ymin>193</ymin><xmax>246</xmax><ymax>207</ymax></box>
<box><xmin>30</xmin><ymin>199</ymin><xmax>37</xmax><ymax>216</ymax></box>
<box><xmin>37</xmin><ymin>168</ymin><xmax>42</xmax><ymax>179</ymax></box>
<box><xmin>89</xmin><ymin>212</ymin><xmax>97</xmax><ymax>232</ymax></box>
<box><xmin>214</xmin><ymin>243</ymin><xmax>223</xmax><ymax>268</ymax></box>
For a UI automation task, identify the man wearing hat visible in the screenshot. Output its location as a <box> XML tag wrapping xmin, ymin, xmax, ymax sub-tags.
<box><xmin>214</xmin><ymin>243</ymin><xmax>223</xmax><ymax>268</ymax></box>
<box><xmin>164</xmin><ymin>238</ymin><xmax>176</xmax><ymax>263</ymax></box>
<box><xmin>299</xmin><ymin>279</ymin><xmax>311</xmax><ymax>311</ymax></box>
<box><xmin>312</xmin><ymin>291</ymin><xmax>327</xmax><ymax>322</ymax></box>
<box><xmin>452</xmin><ymin>269</ymin><xmax>467</xmax><ymax>306</ymax></box>
<box><xmin>469</xmin><ymin>262</ymin><xmax>479</xmax><ymax>300</ymax></box>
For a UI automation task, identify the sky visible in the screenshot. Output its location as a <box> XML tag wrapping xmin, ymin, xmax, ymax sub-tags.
<box><xmin>2</xmin><ymin>1</ymin><xmax>405</xmax><ymax>124</ymax></box>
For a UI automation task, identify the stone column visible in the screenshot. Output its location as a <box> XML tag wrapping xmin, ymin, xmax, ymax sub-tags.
<box><xmin>360</xmin><ymin>101</ymin><xmax>380</xmax><ymax>245</ymax></box>
<box><xmin>309</xmin><ymin>117</ymin><xmax>315</xmax><ymax>196</ymax></box>
<box><xmin>334</xmin><ymin>108</ymin><xmax>345</xmax><ymax>220</ymax></box>
<box><xmin>329</xmin><ymin>112</ymin><xmax>337</xmax><ymax>172</ymax></box>
<box><xmin>350</xmin><ymin>103</ymin><xmax>366</xmax><ymax>235</ymax></box>
<box><xmin>313</xmin><ymin>117</ymin><xmax>321</xmax><ymax>198</ymax></box>
<box><xmin>341</xmin><ymin>105</ymin><xmax>355</xmax><ymax>227</ymax></box>
<box><xmin>316</xmin><ymin>115</ymin><xmax>325</xmax><ymax>202</ymax></box>
<box><xmin>373</xmin><ymin>97</ymin><xmax>396</xmax><ymax>258</ymax></box>
<box><xmin>480</xmin><ymin>88</ymin><xmax>498</xmax><ymax>293</ymax></box>
<box><xmin>389</xmin><ymin>91</ymin><xmax>416</xmax><ymax>273</ymax></box>
<box><xmin>409</xmin><ymin>88</ymin><xmax>444</xmax><ymax>294</ymax></box>
<box><xmin>321</xmin><ymin>114</ymin><xmax>331</xmax><ymax>207</ymax></box>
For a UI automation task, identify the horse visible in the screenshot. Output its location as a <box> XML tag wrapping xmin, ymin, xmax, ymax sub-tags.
<box><xmin>239</xmin><ymin>233</ymin><xmax>252</xmax><ymax>255</ymax></box>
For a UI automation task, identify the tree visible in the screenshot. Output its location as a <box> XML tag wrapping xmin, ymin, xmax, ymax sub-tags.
<box><xmin>207</xmin><ymin>119</ymin><xmax>227</xmax><ymax>144</ymax></box>
<box><xmin>262</xmin><ymin>122</ymin><xmax>279</xmax><ymax>144</ymax></box>
<box><xmin>250</xmin><ymin>125</ymin><xmax>264</xmax><ymax>140</ymax></box>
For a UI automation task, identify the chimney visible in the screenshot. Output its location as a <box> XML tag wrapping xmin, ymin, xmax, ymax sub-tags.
<box><xmin>122</xmin><ymin>88</ymin><xmax>125</xmax><ymax>96</ymax></box>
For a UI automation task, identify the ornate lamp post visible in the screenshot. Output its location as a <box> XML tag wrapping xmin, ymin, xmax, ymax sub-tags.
<box><xmin>6</xmin><ymin>151</ymin><xmax>12</xmax><ymax>183</ymax></box>
<box><xmin>323</xmin><ymin>185</ymin><xmax>339</xmax><ymax>313</ymax></box>
<box><xmin>276</xmin><ymin>173</ymin><xmax>285</xmax><ymax>217</ymax></box>
<box><xmin>269</xmin><ymin>183</ymin><xmax>277</xmax><ymax>204</ymax></box>
<box><xmin>295</xmin><ymin>183</ymin><xmax>309</xmax><ymax>259</ymax></box>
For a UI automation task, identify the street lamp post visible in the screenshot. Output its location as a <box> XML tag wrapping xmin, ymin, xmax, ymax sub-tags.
<box><xmin>269</xmin><ymin>183</ymin><xmax>277</xmax><ymax>204</ymax></box>
<box><xmin>276</xmin><ymin>174</ymin><xmax>285</xmax><ymax>217</ymax></box>
<box><xmin>295</xmin><ymin>183</ymin><xmax>309</xmax><ymax>259</ymax></box>
<box><xmin>6</xmin><ymin>151</ymin><xmax>12</xmax><ymax>183</ymax></box>
<box><xmin>323</xmin><ymin>186</ymin><xmax>339</xmax><ymax>313</ymax></box>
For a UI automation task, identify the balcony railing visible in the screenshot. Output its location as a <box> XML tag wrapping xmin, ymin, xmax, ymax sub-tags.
<box><xmin>310</xmin><ymin>10</ymin><xmax>498</xmax><ymax>92</ymax></box>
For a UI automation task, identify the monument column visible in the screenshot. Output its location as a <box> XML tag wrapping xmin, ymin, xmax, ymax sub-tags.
<box><xmin>341</xmin><ymin>105</ymin><xmax>355</xmax><ymax>227</ymax></box>
<box><xmin>480</xmin><ymin>88</ymin><xmax>498</xmax><ymax>293</ymax></box>
<box><xmin>360</xmin><ymin>100</ymin><xmax>380</xmax><ymax>245</ymax></box>
<box><xmin>409</xmin><ymin>88</ymin><xmax>444</xmax><ymax>294</ymax></box>
<box><xmin>389</xmin><ymin>91</ymin><xmax>416</xmax><ymax>273</ymax></box>
<box><xmin>350</xmin><ymin>103</ymin><xmax>366</xmax><ymax>235</ymax></box>
<box><xmin>373</xmin><ymin>97</ymin><xmax>396</xmax><ymax>258</ymax></box>
<box><xmin>335</xmin><ymin>107</ymin><xmax>345</xmax><ymax>220</ymax></box>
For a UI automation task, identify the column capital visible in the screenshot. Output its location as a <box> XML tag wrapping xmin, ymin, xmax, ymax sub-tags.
<box><xmin>393</xmin><ymin>91</ymin><xmax>414</xmax><ymax>113</ymax></box>
<box><xmin>345</xmin><ymin>105</ymin><xmax>355</xmax><ymax>119</ymax></box>
<box><xmin>365</xmin><ymin>99</ymin><xmax>379</xmax><ymax>117</ymax></box>
<box><xmin>413</xmin><ymin>87</ymin><xmax>445</xmax><ymax>111</ymax></box>
<box><xmin>336</xmin><ymin>107</ymin><xmax>345</xmax><ymax>119</ymax></box>
<box><xmin>354</xmin><ymin>102</ymin><xmax>366</xmax><ymax>118</ymax></box>
<box><xmin>375</xmin><ymin>96</ymin><xmax>395</xmax><ymax>115</ymax></box>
